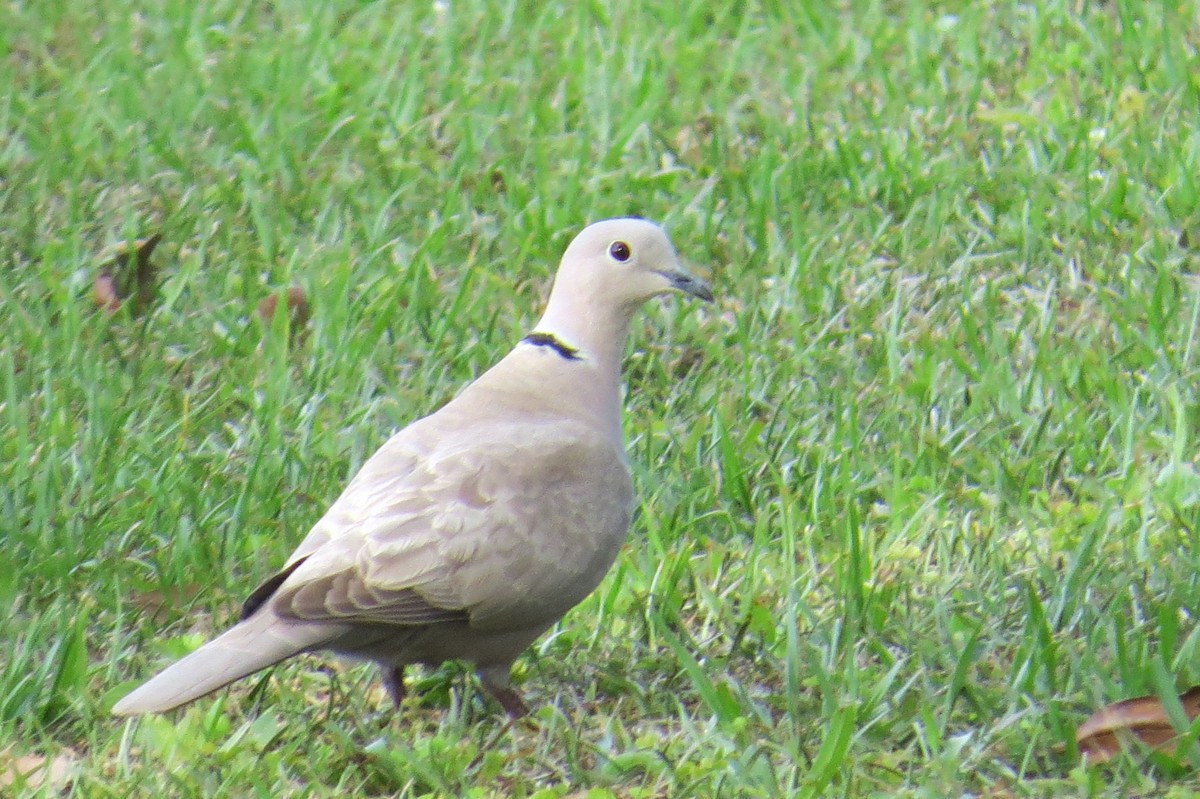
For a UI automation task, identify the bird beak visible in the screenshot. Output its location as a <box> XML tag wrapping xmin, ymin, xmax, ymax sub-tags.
<box><xmin>661</xmin><ymin>267</ymin><xmax>714</xmax><ymax>302</ymax></box>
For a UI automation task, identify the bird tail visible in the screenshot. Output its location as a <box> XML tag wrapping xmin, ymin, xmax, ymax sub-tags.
<box><xmin>112</xmin><ymin>611</ymin><xmax>338</xmax><ymax>716</ymax></box>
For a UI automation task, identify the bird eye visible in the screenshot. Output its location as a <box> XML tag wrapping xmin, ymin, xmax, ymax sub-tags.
<box><xmin>608</xmin><ymin>241</ymin><xmax>631</xmax><ymax>262</ymax></box>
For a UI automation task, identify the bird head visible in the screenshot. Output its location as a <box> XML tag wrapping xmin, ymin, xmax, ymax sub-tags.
<box><xmin>555</xmin><ymin>218</ymin><xmax>713</xmax><ymax>312</ymax></box>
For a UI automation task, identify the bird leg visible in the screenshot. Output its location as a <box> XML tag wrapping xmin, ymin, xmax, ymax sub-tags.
<box><xmin>487</xmin><ymin>687</ymin><xmax>529</xmax><ymax>719</ymax></box>
<box><xmin>478</xmin><ymin>667</ymin><xmax>529</xmax><ymax>718</ymax></box>
<box><xmin>381</xmin><ymin>665</ymin><xmax>407</xmax><ymax>708</ymax></box>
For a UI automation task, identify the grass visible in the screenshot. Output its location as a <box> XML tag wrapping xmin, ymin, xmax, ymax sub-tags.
<box><xmin>3</xmin><ymin>0</ymin><xmax>1200</xmax><ymax>795</ymax></box>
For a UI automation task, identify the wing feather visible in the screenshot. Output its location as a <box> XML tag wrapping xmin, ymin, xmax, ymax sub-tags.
<box><xmin>259</xmin><ymin>417</ymin><xmax>631</xmax><ymax>632</ymax></box>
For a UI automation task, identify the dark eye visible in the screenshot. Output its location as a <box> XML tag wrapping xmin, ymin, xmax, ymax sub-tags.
<box><xmin>608</xmin><ymin>241</ymin><xmax>631</xmax><ymax>262</ymax></box>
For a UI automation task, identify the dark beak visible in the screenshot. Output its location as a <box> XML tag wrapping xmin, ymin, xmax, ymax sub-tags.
<box><xmin>666</xmin><ymin>270</ymin><xmax>714</xmax><ymax>302</ymax></box>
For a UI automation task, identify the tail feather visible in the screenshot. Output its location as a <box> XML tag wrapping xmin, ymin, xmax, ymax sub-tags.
<box><xmin>113</xmin><ymin>611</ymin><xmax>342</xmax><ymax>715</ymax></box>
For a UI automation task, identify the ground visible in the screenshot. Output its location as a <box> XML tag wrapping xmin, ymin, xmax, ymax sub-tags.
<box><xmin>4</xmin><ymin>0</ymin><xmax>1200</xmax><ymax>796</ymax></box>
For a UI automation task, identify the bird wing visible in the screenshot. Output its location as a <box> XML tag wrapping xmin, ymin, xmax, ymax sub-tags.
<box><xmin>261</xmin><ymin>415</ymin><xmax>633</xmax><ymax>633</ymax></box>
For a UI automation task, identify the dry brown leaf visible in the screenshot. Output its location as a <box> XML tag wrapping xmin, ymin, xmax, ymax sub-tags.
<box><xmin>92</xmin><ymin>272</ymin><xmax>122</xmax><ymax>311</ymax></box>
<box><xmin>0</xmin><ymin>749</ymin><xmax>77</xmax><ymax>791</ymax></box>
<box><xmin>92</xmin><ymin>232</ymin><xmax>162</xmax><ymax>315</ymax></box>
<box><xmin>256</xmin><ymin>286</ymin><xmax>311</xmax><ymax>336</ymax></box>
<box><xmin>1077</xmin><ymin>685</ymin><xmax>1200</xmax><ymax>763</ymax></box>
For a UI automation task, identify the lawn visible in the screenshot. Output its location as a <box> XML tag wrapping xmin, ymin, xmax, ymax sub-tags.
<box><xmin>4</xmin><ymin>0</ymin><xmax>1200</xmax><ymax>796</ymax></box>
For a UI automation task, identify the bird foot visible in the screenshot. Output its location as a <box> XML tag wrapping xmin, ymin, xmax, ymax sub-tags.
<box><xmin>381</xmin><ymin>665</ymin><xmax>407</xmax><ymax>708</ymax></box>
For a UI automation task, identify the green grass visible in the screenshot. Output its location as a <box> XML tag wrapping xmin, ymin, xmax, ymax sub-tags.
<box><xmin>4</xmin><ymin>0</ymin><xmax>1200</xmax><ymax>795</ymax></box>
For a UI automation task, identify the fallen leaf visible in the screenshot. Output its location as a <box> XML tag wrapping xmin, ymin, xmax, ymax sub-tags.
<box><xmin>92</xmin><ymin>233</ymin><xmax>162</xmax><ymax>315</ymax></box>
<box><xmin>1077</xmin><ymin>686</ymin><xmax>1200</xmax><ymax>763</ymax></box>
<box><xmin>256</xmin><ymin>285</ymin><xmax>311</xmax><ymax>335</ymax></box>
<box><xmin>0</xmin><ymin>748</ymin><xmax>77</xmax><ymax>791</ymax></box>
<box><xmin>92</xmin><ymin>272</ymin><xmax>122</xmax><ymax>311</ymax></box>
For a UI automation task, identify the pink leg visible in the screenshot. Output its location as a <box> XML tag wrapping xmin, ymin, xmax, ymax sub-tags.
<box><xmin>478</xmin><ymin>666</ymin><xmax>529</xmax><ymax>718</ymax></box>
<box><xmin>488</xmin><ymin>686</ymin><xmax>529</xmax><ymax>719</ymax></box>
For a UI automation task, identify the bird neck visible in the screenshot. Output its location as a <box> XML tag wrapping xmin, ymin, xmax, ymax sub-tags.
<box><xmin>532</xmin><ymin>299</ymin><xmax>633</xmax><ymax>383</ymax></box>
<box><xmin>525</xmin><ymin>294</ymin><xmax>636</xmax><ymax>441</ymax></box>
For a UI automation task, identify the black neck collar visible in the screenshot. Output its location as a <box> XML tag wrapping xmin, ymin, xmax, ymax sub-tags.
<box><xmin>521</xmin><ymin>332</ymin><xmax>582</xmax><ymax>360</ymax></box>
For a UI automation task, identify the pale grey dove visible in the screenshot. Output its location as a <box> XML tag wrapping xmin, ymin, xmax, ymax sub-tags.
<box><xmin>113</xmin><ymin>217</ymin><xmax>713</xmax><ymax>718</ymax></box>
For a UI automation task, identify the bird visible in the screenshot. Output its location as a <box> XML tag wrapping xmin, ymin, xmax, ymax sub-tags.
<box><xmin>113</xmin><ymin>217</ymin><xmax>713</xmax><ymax>718</ymax></box>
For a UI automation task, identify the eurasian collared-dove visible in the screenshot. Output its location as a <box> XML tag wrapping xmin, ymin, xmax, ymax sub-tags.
<box><xmin>113</xmin><ymin>218</ymin><xmax>713</xmax><ymax>718</ymax></box>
